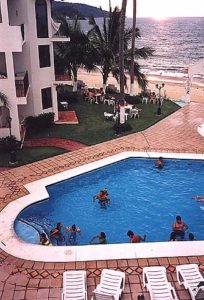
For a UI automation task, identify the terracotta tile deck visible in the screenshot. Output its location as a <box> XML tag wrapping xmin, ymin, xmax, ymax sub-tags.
<box><xmin>55</xmin><ymin>111</ymin><xmax>79</xmax><ymax>124</ymax></box>
<box><xmin>0</xmin><ymin>102</ymin><xmax>204</xmax><ymax>299</ymax></box>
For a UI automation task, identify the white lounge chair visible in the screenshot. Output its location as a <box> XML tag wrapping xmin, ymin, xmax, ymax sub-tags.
<box><xmin>176</xmin><ymin>264</ymin><xmax>204</xmax><ymax>300</ymax></box>
<box><xmin>62</xmin><ymin>270</ymin><xmax>87</xmax><ymax>300</ymax></box>
<box><xmin>92</xmin><ymin>269</ymin><xmax>125</xmax><ymax>300</ymax></box>
<box><xmin>143</xmin><ymin>266</ymin><xmax>178</xmax><ymax>300</ymax></box>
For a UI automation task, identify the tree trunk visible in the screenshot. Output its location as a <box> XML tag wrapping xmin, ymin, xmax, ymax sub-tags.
<box><xmin>130</xmin><ymin>0</ymin><xmax>137</xmax><ymax>96</ymax></box>
<box><xmin>119</xmin><ymin>0</ymin><xmax>127</xmax><ymax>100</ymax></box>
<box><xmin>73</xmin><ymin>69</ymin><xmax>78</xmax><ymax>92</ymax></box>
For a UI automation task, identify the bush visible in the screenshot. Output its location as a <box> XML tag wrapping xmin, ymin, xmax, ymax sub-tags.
<box><xmin>0</xmin><ymin>135</ymin><xmax>20</xmax><ymax>152</ymax></box>
<box><xmin>25</xmin><ymin>112</ymin><xmax>55</xmax><ymax>134</ymax></box>
<box><xmin>113</xmin><ymin>122</ymin><xmax>132</xmax><ymax>134</ymax></box>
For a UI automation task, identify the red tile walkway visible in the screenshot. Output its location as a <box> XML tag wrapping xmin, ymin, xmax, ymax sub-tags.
<box><xmin>23</xmin><ymin>138</ymin><xmax>87</xmax><ymax>151</ymax></box>
<box><xmin>0</xmin><ymin>102</ymin><xmax>204</xmax><ymax>299</ymax></box>
<box><xmin>55</xmin><ymin>111</ymin><xmax>79</xmax><ymax>124</ymax></box>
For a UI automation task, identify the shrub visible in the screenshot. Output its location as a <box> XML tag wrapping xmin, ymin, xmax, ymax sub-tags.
<box><xmin>0</xmin><ymin>135</ymin><xmax>20</xmax><ymax>152</ymax></box>
<box><xmin>113</xmin><ymin>122</ymin><xmax>132</xmax><ymax>134</ymax></box>
<box><xmin>25</xmin><ymin>112</ymin><xmax>55</xmax><ymax>134</ymax></box>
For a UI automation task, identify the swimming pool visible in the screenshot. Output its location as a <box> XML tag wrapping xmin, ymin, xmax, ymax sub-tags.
<box><xmin>14</xmin><ymin>157</ymin><xmax>204</xmax><ymax>245</ymax></box>
<box><xmin>1</xmin><ymin>152</ymin><xmax>204</xmax><ymax>262</ymax></box>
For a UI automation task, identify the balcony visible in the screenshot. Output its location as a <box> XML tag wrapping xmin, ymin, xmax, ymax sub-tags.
<box><xmin>51</xmin><ymin>18</ymin><xmax>70</xmax><ymax>42</ymax></box>
<box><xmin>15</xmin><ymin>71</ymin><xmax>29</xmax><ymax>98</ymax></box>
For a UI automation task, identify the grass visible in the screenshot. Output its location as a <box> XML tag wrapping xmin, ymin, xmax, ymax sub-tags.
<box><xmin>0</xmin><ymin>147</ymin><xmax>66</xmax><ymax>167</ymax></box>
<box><xmin>27</xmin><ymin>98</ymin><xmax>180</xmax><ymax>145</ymax></box>
<box><xmin>0</xmin><ymin>98</ymin><xmax>179</xmax><ymax>167</ymax></box>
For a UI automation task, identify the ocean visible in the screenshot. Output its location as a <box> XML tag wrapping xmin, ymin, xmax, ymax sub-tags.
<box><xmin>80</xmin><ymin>17</ymin><xmax>204</xmax><ymax>81</ymax></box>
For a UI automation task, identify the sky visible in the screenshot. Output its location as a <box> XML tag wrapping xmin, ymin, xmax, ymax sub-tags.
<box><xmin>62</xmin><ymin>0</ymin><xmax>204</xmax><ymax>18</ymax></box>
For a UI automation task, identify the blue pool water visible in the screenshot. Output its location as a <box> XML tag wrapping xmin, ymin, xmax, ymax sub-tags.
<box><xmin>14</xmin><ymin>158</ymin><xmax>204</xmax><ymax>245</ymax></box>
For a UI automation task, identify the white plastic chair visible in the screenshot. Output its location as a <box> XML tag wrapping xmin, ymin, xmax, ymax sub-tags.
<box><xmin>92</xmin><ymin>269</ymin><xmax>125</xmax><ymax>300</ymax></box>
<box><xmin>176</xmin><ymin>264</ymin><xmax>204</xmax><ymax>300</ymax></box>
<box><xmin>143</xmin><ymin>266</ymin><xmax>178</xmax><ymax>300</ymax></box>
<box><xmin>61</xmin><ymin>270</ymin><xmax>87</xmax><ymax>300</ymax></box>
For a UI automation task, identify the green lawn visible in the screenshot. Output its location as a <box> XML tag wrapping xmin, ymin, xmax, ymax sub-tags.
<box><xmin>0</xmin><ymin>99</ymin><xmax>179</xmax><ymax>167</ymax></box>
<box><xmin>0</xmin><ymin>147</ymin><xmax>66</xmax><ymax>167</ymax></box>
<box><xmin>27</xmin><ymin>99</ymin><xmax>180</xmax><ymax>145</ymax></box>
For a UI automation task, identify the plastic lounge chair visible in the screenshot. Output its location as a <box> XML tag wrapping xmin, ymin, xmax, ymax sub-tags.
<box><xmin>176</xmin><ymin>264</ymin><xmax>204</xmax><ymax>300</ymax></box>
<box><xmin>61</xmin><ymin>270</ymin><xmax>87</xmax><ymax>300</ymax></box>
<box><xmin>92</xmin><ymin>269</ymin><xmax>125</xmax><ymax>300</ymax></box>
<box><xmin>143</xmin><ymin>266</ymin><xmax>178</xmax><ymax>300</ymax></box>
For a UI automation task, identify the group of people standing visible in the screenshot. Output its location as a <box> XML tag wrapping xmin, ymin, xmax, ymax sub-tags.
<box><xmin>39</xmin><ymin>223</ymin><xmax>108</xmax><ymax>246</ymax></box>
<box><xmin>40</xmin><ymin>223</ymin><xmax>81</xmax><ymax>246</ymax></box>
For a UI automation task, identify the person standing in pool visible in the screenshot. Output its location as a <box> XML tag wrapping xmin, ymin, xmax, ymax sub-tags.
<box><xmin>50</xmin><ymin>222</ymin><xmax>64</xmax><ymax>245</ymax></box>
<box><xmin>172</xmin><ymin>216</ymin><xmax>188</xmax><ymax>240</ymax></box>
<box><xmin>89</xmin><ymin>232</ymin><xmax>107</xmax><ymax>244</ymax></box>
<box><xmin>40</xmin><ymin>233</ymin><xmax>52</xmax><ymax>246</ymax></box>
<box><xmin>127</xmin><ymin>230</ymin><xmax>146</xmax><ymax>243</ymax></box>
<box><xmin>93</xmin><ymin>188</ymin><xmax>110</xmax><ymax>208</ymax></box>
<box><xmin>156</xmin><ymin>157</ymin><xmax>164</xmax><ymax>169</ymax></box>
<box><xmin>65</xmin><ymin>224</ymin><xmax>81</xmax><ymax>245</ymax></box>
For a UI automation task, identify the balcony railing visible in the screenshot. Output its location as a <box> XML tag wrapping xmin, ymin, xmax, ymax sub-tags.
<box><xmin>15</xmin><ymin>71</ymin><xmax>29</xmax><ymax>97</ymax></box>
<box><xmin>55</xmin><ymin>74</ymin><xmax>72</xmax><ymax>81</ymax></box>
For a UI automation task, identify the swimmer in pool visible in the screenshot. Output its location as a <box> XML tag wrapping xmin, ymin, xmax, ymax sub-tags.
<box><xmin>93</xmin><ymin>188</ymin><xmax>110</xmax><ymax>208</ymax></box>
<box><xmin>192</xmin><ymin>196</ymin><xmax>204</xmax><ymax>202</ymax></box>
<box><xmin>156</xmin><ymin>157</ymin><xmax>164</xmax><ymax>169</ymax></box>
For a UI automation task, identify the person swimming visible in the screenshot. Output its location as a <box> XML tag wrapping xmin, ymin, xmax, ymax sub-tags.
<box><xmin>93</xmin><ymin>188</ymin><xmax>110</xmax><ymax>208</ymax></box>
<box><xmin>156</xmin><ymin>157</ymin><xmax>164</xmax><ymax>169</ymax></box>
<box><xmin>192</xmin><ymin>196</ymin><xmax>204</xmax><ymax>202</ymax></box>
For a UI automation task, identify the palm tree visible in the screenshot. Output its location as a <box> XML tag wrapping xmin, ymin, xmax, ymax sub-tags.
<box><xmin>88</xmin><ymin>7</ymin><xmax>153</xmax><ymax>92</ymax></box>
<box><xmin>130</xmin><ymin>0</ymin><xmax>137</xmax><ymax>96</ymax></box>
<box><xmin>119</xmin><ymin>0</ymin><xmax>127</xmax><ymax>100</ymax></box>
<box><xmin>54</xmin><ymin>16</ymin><xmax>97</xmax><ymax>92</ymax></box>
<box><xmin>88</xmin><ymin>6</ymin><xmax>121</xmax><ymax>91</ymax></box>
<box><xmin>0</xmin><ymin>91</ymin><xmax>8</xmax><ymax>107</ymax></box>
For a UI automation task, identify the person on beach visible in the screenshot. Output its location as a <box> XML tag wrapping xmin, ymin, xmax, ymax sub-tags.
<box><xmin>156</xmin><ymin>157</ymin><xmax>164</xmax><ymax>169</ymax></box>
<box><xmin>40</xmin><ymin>233</ymin><xmax>52</xmax><ymax>246</ymax></box>
<box><xmin>127</xmin><ymin>230</ymin><xmax>146</xmax><ymax>243</ymax></box>
<box><xmin>89</xmin><ymin>232</ymin><xmax>107</xmax><ymax>244</ymax></box>
<box><xmin>93</xmin><ymin>188</ymin><xmax>110</xmax><ymax>208</ymax></box>
<box><xmin>65</xmin><ymin>224</ymin><xmax>81</xmax><ymax>245</ymax></box>
<box><xmin>172</xmin><ymin>216</ymin><xmax>188</xmax><ymax>240</ymax></box>
<box><xmin>192</xmin><ymin>196</ymin><xmax>204</xmax><ymax>202</ymax></box>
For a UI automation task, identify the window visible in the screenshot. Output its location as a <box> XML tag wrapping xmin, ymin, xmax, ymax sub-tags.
<box><xmin>38</xmin><ymin>45</ymin><xmax>50</xmax><ymax>68</ymax></box>
<box><xmin>41</xmin><ymin>87</ymin><xmax>52</xmax><ymax>109</ymax></box>
<box><xmin>35</xmin><ymin>0</ymin><xmax>48</xmax><ymax>38</ymax></box>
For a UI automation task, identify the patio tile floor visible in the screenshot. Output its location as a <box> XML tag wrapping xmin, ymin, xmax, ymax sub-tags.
<box><xmin>0</xmin><ymin>102</ymin><xmax>204</xmax><ymax>299</ymax></box>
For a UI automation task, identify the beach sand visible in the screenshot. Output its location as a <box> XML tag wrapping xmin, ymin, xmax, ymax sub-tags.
<box><xmin>78</xmin><ymin>69</ymin><xmax>204</xmax><ymax>103</ymax></box>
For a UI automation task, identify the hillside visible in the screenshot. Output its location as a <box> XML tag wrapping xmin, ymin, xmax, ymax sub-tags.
<box><xmin>52</xmin><ymin>1</ymin><xmax>109</xmax><ymax>19</ymax></box>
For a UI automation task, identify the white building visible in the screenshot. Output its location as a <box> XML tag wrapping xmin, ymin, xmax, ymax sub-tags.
<box><xmin>0</xmin><ymin>0</ymin><xmax>69</xmax><ymax>140</ymax></box>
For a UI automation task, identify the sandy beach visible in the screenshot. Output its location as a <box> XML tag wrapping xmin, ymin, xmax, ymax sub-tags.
<box><xmin>78</xmin><ymin>69</ymin><xmax>204</xmax><ymax>103</ymax></box>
